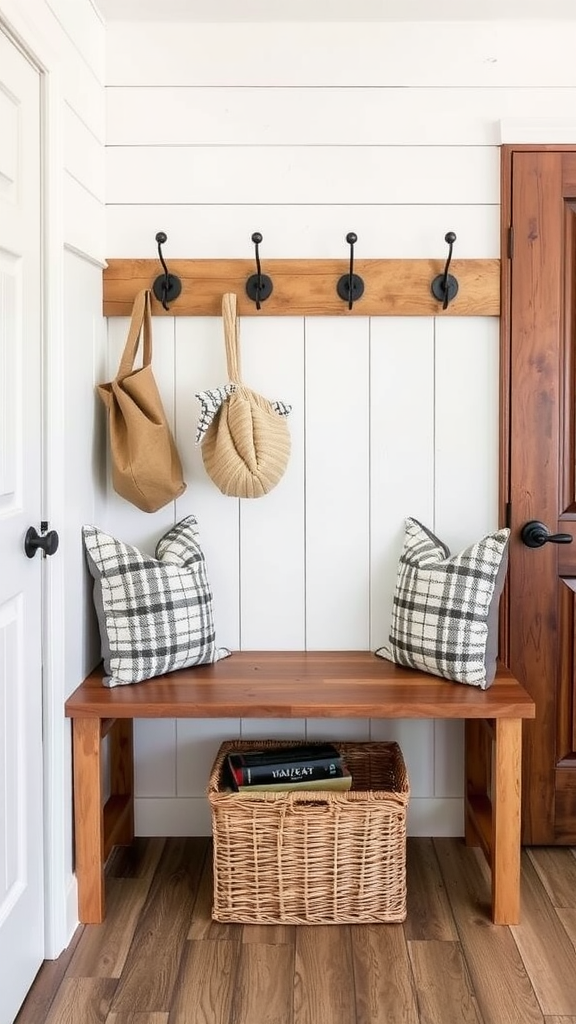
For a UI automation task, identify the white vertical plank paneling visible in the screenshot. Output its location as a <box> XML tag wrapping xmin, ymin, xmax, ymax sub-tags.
<box><xmin>370</xmin><ymin>719</ymin><xmax>434</xmax><ymax>799</ymax></box>
<box><xmin>134</xmin><ymin>720</ymin><xmax>176</xmax><ymax>797</ymax></box>
<box><xmin>368</xmin><ymin>316</ymin><xmax>437</xmax><ymax>802</ymax></box>
<box><xmin>369</xmin><ymin>317</ymin><xmax>435</xmax><ymax>651</ymax></box>
<box><xmin>434</xmin><ymin>722</ymin><xmax>465</xmax><ymax>800</ymax></box>
<box><xmin>176</xmin><ymin>718</ymin><xmax>240</xmax><ymax>797</ymax></box>
<box><xmin>239</xmin><ymin>316</ymin><xmax>305</xmax><ymax>649</ymax></box>
<box><xmin>174</xmin><ymin>317</ymin><xmax>241</xmax><ymax>651</ymax></box>
<box><xmin>306</xmin><ymin>719</ymin><xmax>370</xmax><ymax>742</ymax></box>
<box><xmin>433</xmin><ymin>315</ymin><xmax>500</xmax><ymax>799</ymax></box>
<box><xmin>135</xmin><ymin>798</ymin><xmax>212</xmax><ymax>837</ymax></box>
<box><xmin>305</xmin><ymin>317</ymin><xmax>370</xmax><ymax>649</ymax></box>
<box><xmin>434</xmin><ymin>316</ymin><xmax>500</xmax><ymax>548</ymax></box>
<box><xmin>240</xmin><ymin>719</ymin><xmax>306</xmax><ymax>741</ymax></box>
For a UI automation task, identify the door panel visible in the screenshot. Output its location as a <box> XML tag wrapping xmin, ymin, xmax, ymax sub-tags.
<box><xmin>507</xmin><ymin>147</ymin><xmax>576</xmax><ymax>844</ymax></box>
<box><xmin>0</xmin><ymin>25</ymin><xmax>44</xmax><ymax>1023</ymax></box>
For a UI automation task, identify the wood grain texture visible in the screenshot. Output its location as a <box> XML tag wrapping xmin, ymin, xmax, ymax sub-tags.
<box><xmin>230</xmin><ymin>943</ymin><xmax>295</xmax><ymax>1024</ymax></box>
<box><xmin>109</xmin><ymin>719</ymin><xmax>134</xmax><ymax>846</ymax></box>
<box><xmin>65</xmin><ymin>653</ymin><xmax>535</xmax><ymax>721</ymax></box>
<box><xmin>404</xmin><ymin>838</ymin><xmax>458</xmax><ymax>941</ymax></box>
<box><xmin>102</xmin><ymin>258</ymin><xmax>500</xmax><ymax>318</ymax></box>
<box><xmin>18</xmin><ymin>839</ymin><xmax>576</xmax><ymax>1024</ymax></box>
<box><xmin>110</xmin><ymin>838</ymin><xmax>207</xmax><ymax>1013</ymax></box>
<box><xmin>408</xmin><ymin>941</ymin><xmax>482</xmax><ymax>1024</ymax></box>
<box><xmin>294</xmin><ymin>927</ymin><xmax>356</xmax><ymax>1024</ymax></box>
<box><xmin>510</xmin><ymin>854</ymin><xmax>576</xmax><ymax>1016</ymax></box>
<box><xmin>434</xmin><ymin>838</ymin><xmax>544</xmax><ymax>1024</ymax></box>
<box><xmin>186</xmin><ymin>851</ymin><xmax>242</xmax><ymax>943</ymax></box>
<box><xmin>66</xmin><ymin>878</ymin><xmax>151</xmax><ymax>978</ymax></box>
<box><xmin>72</xmin><ymin>717</ymin><xmax>105</xmax><ymax>923</ymax></box>
<box><xmin>492</xmin><ymin>718</ymin><xmax>522</xmax><ymax>924</ymax></box>
<box><xmin>528</xmin><ymin>848</ymin><xmax>576</xmax><ymax>908</ymax></box>
<box><xmin>168</xmin><ymin>941</ymin><xmax>239</xmax><ymax>1024</ymax></box>
<box><xmin>505</xmin><ymin>148</ymin><xmax>576</xmax><ymax>844</ymax></box>
<box><xmin>554</xmin><ymin>910</ymin><xmax>576</xmax><ymax>955</ymax></box>
<box><xmin>106</xmin><ymin>1015</ymin><xmax>168</xmax><ymax>1023</ymax></box>
<box><xmin>106</xmin><ymin>837</ymin><xmax>166</xmax><ymax>881</ymax></box>
<box><xmin>43</xmin><ymin>979</ymin><xmax>116</xmax><ymax>1024</ymax></box>
<box><xmin>351</xmin><ymin>923</ymin><xmax>419</xmax><ymax>1024</ymax></box>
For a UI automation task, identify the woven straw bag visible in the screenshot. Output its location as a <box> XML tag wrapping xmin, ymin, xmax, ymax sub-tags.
<box><xmin>199</xmin><ymin>294</ymin><xmax>291</xmax><ymax>498</ymax></box>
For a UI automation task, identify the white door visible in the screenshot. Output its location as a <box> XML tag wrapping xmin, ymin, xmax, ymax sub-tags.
<box><xmin>0</xmin><ymin>25</ymin><xmax>44</xmax><ymax>1024</ymax></box>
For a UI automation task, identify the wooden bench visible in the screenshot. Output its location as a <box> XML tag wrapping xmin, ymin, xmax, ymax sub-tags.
<box><xmin>65</xmin><ymin>651</ymin><xmax>535</xmax><ymax>926</ymax></box>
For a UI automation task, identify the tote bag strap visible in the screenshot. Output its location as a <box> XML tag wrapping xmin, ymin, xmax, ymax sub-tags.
<box><xmin>222</xmin><ymin>293</ymin><xmax>242</xmax><ymax>384</ymax></box>
<box><xmin>117</xmin><ymin>289</ymin><xmax>153</xmax><ymax>380</ymax></box>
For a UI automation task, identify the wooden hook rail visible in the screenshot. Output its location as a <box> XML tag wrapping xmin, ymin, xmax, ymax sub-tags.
<box><xmin>103</xmin><ymin>258</ymin><xmax>500</xmax><ymax>317</ymax></box>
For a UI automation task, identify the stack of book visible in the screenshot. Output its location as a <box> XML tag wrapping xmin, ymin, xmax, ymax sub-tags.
<box><xmin>226</xmin><ymin>742</ymin><xmax>352</xmax><ymax>793</ymax></box>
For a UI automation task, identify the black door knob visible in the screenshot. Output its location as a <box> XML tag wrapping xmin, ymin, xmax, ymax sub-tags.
<box><xmin>24</xmin><ymin>526</ymin><xmax>59</xmax><ymax>558</ymax></box>
<box><xmin>520</xmin><ymin>520</ymin><xmax>573</xmax><ymax>549</ymax></box>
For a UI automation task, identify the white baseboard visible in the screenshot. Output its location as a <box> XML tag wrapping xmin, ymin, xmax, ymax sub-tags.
<box><xmin>135</xmin><ymin>796</ymin><xmax>464</xmax><ymax>838</ymax></box>
<box><xmin>135</xmin><ymin>797</ymin><xmax>213</xmax><ymax>836</ymax></box>
<box><xmin>65</xmin><ymin>876</ymin><xmax>79</xmax><ymax>949</ymax></box>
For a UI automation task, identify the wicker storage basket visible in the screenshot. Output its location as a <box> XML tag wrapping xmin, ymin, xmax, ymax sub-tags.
<box><xmin>208</xmin><ymin>739</ymin><xmax>410</xmax><ymax>925</ymax></box>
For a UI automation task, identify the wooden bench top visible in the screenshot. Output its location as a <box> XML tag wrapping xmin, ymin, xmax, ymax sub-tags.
<box><xmin>65</xmin><ymin>651</ymin><xmax>535</xmax><ymax>721</ymax></box>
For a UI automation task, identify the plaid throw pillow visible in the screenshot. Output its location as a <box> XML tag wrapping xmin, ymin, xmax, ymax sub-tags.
<box><xmin>376</xmin><ymin>518</ymin><xmax>510</xmax><ymax>688</ymax></box>
<box><xmin>83</xmin><ymin>516</ymin><xmax>230</xmax><ymax>687</ymax></box>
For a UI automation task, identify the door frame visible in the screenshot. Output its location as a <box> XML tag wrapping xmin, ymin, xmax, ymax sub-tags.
<box><xmin>0</xmin><ymin>1</ymin><xmax>69</xmax><ymax>958</ymax></box>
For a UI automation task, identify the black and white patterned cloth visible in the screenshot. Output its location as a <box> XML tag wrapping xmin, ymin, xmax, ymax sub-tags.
<box><xmin>83</xmin><ymin>516</ymin><xmax>230</xmax><ymax>687</ymax></box>
<box><xmin>376</xmin><ymin>518</ymin><xmax>510</xmax><ymax>688</ymax></box>
<box><xmin>195</xmin><ymin>384</ymin><xmax>291</xmax><ymax>445</ymax></box>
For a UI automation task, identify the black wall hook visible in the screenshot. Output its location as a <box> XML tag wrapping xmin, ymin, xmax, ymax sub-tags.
<box><xmin>246</xmin><ymin>232</ymin><xmax>273</xmax><ymax>310</ymax></box>
<box><xmin>431</xmin><ymin>231</ymin><xmax>459</xmax><ymax>310</ymax></box>
<box><xmin>337</xmin><ymin>232</ymin><xmax>365</xmax><ymax>310</ymax></box>
<box><xmin>152</xmin><ymin>232</ymin><xmax>182</xmax><ymax>311</ymax></box>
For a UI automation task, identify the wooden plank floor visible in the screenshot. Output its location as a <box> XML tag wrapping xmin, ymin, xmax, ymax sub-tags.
<box><xmin>16</xmin><ymin>838</ymin><xmax>576</xmax><ymax>1024</ymax></box>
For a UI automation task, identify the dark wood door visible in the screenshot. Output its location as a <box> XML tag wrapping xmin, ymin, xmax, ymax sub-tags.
<box><xmin>505</xmin><ymin>147</ymin><xmax>576</xmax><ymax>844</ymax></box>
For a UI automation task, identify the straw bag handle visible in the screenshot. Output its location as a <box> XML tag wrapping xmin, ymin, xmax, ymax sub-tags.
<box><xmin>117</xmin><ymin>289</ymin><xmax>153</xmax><ymax>380</ymax></box>
<box><xmin>222</xmin><ymin>293</ymin><xmax>242</xmax><ymax>383</ymax></box>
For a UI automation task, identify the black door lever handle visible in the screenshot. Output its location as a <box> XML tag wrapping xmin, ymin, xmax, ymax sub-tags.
<box><xmin>520</xmin><ymin>520</ymin><xmax>573</xmax><ymax>548</ymax></box>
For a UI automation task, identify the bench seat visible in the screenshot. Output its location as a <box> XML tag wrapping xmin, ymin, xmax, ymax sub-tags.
<box><xmin>65</xmin><ymin>651</ymin><xmax>535</xmax><ymax>926</ymax></box>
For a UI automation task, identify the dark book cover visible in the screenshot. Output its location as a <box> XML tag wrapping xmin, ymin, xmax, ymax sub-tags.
<box><xmin>236</xmin><ymin>768</ymin><xmax>353</xmax><ymax>793</ymax></box>
<box><xmin>225</xmin><ymin>743</ymin><xmax>344</xmax><ymax>789</ymax></box>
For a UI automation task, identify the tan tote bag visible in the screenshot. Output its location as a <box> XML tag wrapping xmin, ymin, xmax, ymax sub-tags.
<box><xmin>98</xmin><ymin>288</ymin><xmax>186</xmax><ymax>512</ymax></box>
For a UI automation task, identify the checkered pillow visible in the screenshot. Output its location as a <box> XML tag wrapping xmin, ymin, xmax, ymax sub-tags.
<box><xmin>83</xmin><ymin>516</ymin><xmax>230</xmax><ymax>687</ymax></box>
<box><xmin>376</xmin><ymin>518</ymin><xmax>510</xmax><ymax>688</ymax></box>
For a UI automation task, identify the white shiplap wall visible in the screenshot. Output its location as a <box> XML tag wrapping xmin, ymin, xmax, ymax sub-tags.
<box><xmin>103</xmin><ymin>19</ymin><xmax>576</xmax><ymax>837</ymax></box>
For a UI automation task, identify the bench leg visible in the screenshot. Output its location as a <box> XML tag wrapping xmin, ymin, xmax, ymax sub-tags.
<box><xmin>492</xmin><ymin>717</ymin><xmax>522</xmax><ymax>925</ymax></box>
<box><xmin>108</xmin><ymin>718</ymin><xmax>135</xmax><ymax>849</ymax></box>
<box><xmin>72</xmin><ymin>717</ymin><xmax>105</xmax><ymax>924</ymax></box>
<box><xmin>464</xmin><ymin>719</ymin><xmax>491</xmax><ymax>848</ymax></box>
